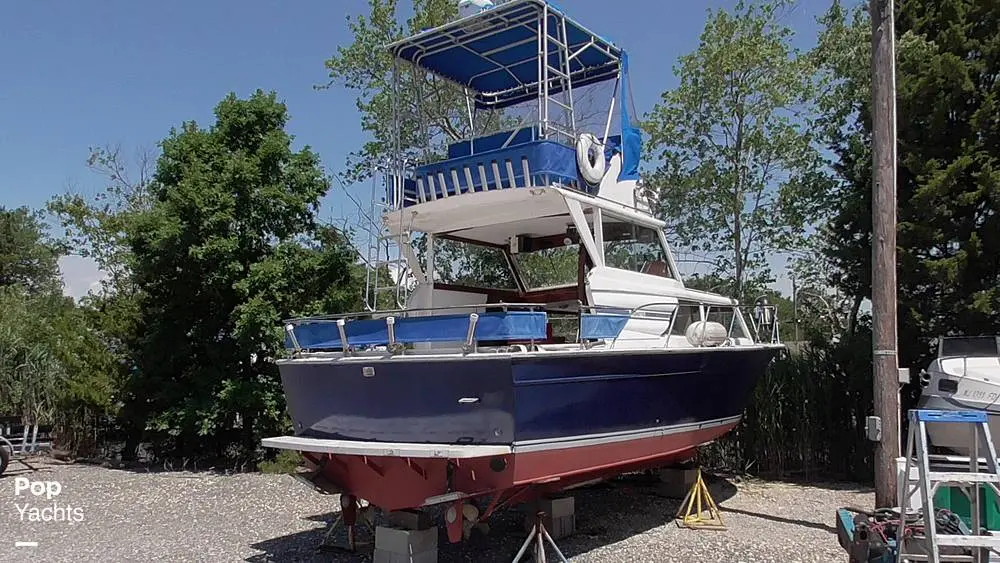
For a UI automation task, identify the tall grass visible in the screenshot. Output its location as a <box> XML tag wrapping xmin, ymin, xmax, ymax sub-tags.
<box><xmin>700</xmin><ymin>329</ymin><xmax>875</xmax><ymax>482</ymax></box>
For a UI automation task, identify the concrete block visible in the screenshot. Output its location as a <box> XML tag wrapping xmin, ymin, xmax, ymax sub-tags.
<box><xmin>539</xmin><ymin>497</ymin><xmax>575</xmax><ymax>518</ymax></box>
<box><xmin>375</xmin><ymin>526</ymin><xmax>438</xmax><ymax>558</ymax></box>
<box><xmin>657</xmin><ymin>467</ymin><xmax>698</xmax><ymax>498</ymax></box>
<box><xmin>386</xmin><ymin>509</ymin><xmax>432</xmax><ymax>530</ymax></box>
<box><xmin>524</xmin><ymin>496</ymin><xmax>576</xmax><ymax>540</ymax></box>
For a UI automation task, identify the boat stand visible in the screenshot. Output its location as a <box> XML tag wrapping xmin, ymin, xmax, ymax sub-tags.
<box><xmin>318</xmin><ymin>494</ymin><xmax>374</xmax><ymax>553</ymax></box>
<box><xmin>675</xmin><ymin>468</ymin><xmax>726</xmax><ymax>530</ymax></box>
<box><xmin>512</xmin><ymin>511</ymin><xmax>568</xmax><ymax>563</ymax></box>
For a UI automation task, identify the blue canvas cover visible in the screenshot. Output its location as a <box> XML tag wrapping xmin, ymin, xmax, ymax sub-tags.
<box><xmin>389</xmin><ymin>0</ymin><xmax>621</xmax><ymax>109</ymax></box>
<box><xmin>285</xmin><ymin>311</ymin><xmax>548</xmax><ymax>351</ymax></box>
<box><xmin>411</xmin><ymin>140</ymin><xmax>581</xmax><ymax>201</ymax></box>
<box><xmin>618</xmin><ymin>51</ymin><xmax>642</xmax><ymax>181</ymax></box>
<box><xmin>580</xmin><ymin>313</ymin><xmax>630</xmax><ymax>340</ymax></box>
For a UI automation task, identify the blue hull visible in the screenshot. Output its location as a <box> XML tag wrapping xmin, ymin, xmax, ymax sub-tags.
<box><xmin>278</xmin><ymin>347</ymin><xmax>779</xmax><ymax>446</ymax></box>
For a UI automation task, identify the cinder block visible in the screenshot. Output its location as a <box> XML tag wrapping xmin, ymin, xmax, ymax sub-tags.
<box><xmin>524</xmin><ymin>496</ymin><xmax>576</xmax><ymax>539</ymax></box>
<box><xmin>374</xmin><ymin>526</ymin><xmax>438</xmax><ymax>558</ymax></box>
<box><xmin>539</xmin><ymin>497</ymin><xmax>574</xmax><ymax>519</ymax></box>
<box><xmin>657</xmin><ymin>467</ymin><xmax>698</xmax><ymax>498</ymax></box>
<box><xmin>387</xmin><ymin>509</ymin><xmax>432</xmax><ymax>530</ymax></box>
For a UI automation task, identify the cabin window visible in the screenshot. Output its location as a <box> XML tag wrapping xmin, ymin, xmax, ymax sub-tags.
<box><xmin>602</xmin><ymin>220</ymin><xmax>672</xmax><ymax>278</ymax></box>
<box><xmin>705</xmin><ymin>307</ymin><xmax>748</xmax><ymax>340</ymax></box>
<box><xmin>511</xmin><ymin>243</ymin><xmax>580</xmax><ymax>289</ymax></box>
<box><xmin>432</xmin><ymin>238</ymin><xmax>517</xmax><ymax>290</ymax></box>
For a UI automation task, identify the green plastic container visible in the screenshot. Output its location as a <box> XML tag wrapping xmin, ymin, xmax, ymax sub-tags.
<box><xmin>934</xmin><ymin>485</ymin><xmax>1000</xmax><ymax>530</ymax></box>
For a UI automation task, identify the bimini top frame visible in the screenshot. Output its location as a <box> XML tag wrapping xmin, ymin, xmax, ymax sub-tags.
<box><xmin>387</xmin><ymin>0</ymin><xmax>622</xmax><ymax>110</ymax></box>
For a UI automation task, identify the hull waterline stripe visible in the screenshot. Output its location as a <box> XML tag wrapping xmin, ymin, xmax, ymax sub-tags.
<box><xmin>261</xmin><ymin>416</ymin><xmax>742</xmax><ymax>458</ymax></box>
<box><xmin>259</xmin><ymin>436</ymin><xmax>511</xmax><ymax>459</ymax></box>
<box><xmin>511</xmin><ymin>415</ymin><xmax>742</xmax><ymax>454</ymax></box>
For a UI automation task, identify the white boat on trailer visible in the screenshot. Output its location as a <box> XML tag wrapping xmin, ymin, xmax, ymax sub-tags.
<box><xmin>262</xmin><ymin>0</ymin><xmax>785</xmax><ymax>547</ymax></box>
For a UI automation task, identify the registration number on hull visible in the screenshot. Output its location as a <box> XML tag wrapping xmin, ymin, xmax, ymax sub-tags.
<box><xmin>961</xmin><ymin>388</ymin><xmax>1000</xmax><ymax>401</ymax></box>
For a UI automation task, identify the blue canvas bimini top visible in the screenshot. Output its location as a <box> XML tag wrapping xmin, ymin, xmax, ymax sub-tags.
<box><xmin>387</xmin><ymin>0</ymin><xmax>622</xmax><ymax>110</ymax></box>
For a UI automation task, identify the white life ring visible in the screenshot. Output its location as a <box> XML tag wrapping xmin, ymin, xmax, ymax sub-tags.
<box><xmin>576</xmin><ymin>133</ymin><xmax>606</xmax><ymax>185</ymax></box>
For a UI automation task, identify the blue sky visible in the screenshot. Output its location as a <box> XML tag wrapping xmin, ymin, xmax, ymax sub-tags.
<box><xmin>0</xmin><ymin>0</ymin><xmax>829</xmax><ymax>298</ymax></box>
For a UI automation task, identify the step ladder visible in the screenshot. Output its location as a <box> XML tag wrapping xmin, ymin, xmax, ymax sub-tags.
<box><xmin>897</xmin><ymin>409</ymin><xmax>1000</xmax><ymax>562</ymax></box>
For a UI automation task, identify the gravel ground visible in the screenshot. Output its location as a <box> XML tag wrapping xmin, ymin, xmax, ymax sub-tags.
<box><xmin>0</xmin><ymin>459</ymin><xmax>871</xmax><ymax>562</ymax></box>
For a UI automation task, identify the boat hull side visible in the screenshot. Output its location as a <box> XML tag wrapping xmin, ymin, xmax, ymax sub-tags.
<box><xmin>916</xmin><ymin>392</ymin><xmax>1000</xmax><ymax>453</ymax></box>
<box><xmin>279</xmin><ymin>357</ymin><xmax>516</xmax><ymax>444</ymax></box>
<box><xmin>510</xmin><ymin>348</ymin><xmax>777</xmax><ymax>442</ymax></box>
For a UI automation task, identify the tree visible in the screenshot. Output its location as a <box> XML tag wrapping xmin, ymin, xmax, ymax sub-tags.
<box><xmin>0</xmin><ymin>206</ymin><xmax>62</xmax><ymax>294</ymax></box>
<box><xmin>819</xmin><ymin>0</ymin><xmax>1000</xmax><ymax>370</ymax></box>
<box><xmin>121</xmin><ymin>90</ymin><xmax>360</xmax><ymax>462</ymax></box>
<box><xmin>49</xmin><ymin>144</ymin><xmax>156</xmax><ymax>297</ymax></box>
<box><xmin>645</xmin><ymin>0</ymin><xmax>830</xmax><ymax>299</ymax></box>
<box><xmin>0</xmin><ymin>205</ymin><xmax>117</xmax><ymax>455</ymax></box>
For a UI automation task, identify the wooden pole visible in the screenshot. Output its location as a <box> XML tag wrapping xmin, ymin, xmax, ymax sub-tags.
<box><xmin>870</xmin><ymin>0</ymin><xmax>900</xmax><ymax>508</ymax></box>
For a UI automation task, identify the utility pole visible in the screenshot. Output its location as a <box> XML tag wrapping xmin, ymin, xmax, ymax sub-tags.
<box><xmin>870</xmin><ymin>0</ymin><xmax>900</xmax><ymax>508</ymax></box>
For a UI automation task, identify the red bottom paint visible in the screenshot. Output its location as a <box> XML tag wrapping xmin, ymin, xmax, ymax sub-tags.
<box><xmin>300</xmin><ymin>422</ymin><xmax>737</xmax><ymax>515</ymax></box>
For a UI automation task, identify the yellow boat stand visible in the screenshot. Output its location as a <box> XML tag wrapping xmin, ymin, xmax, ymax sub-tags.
<box><xmin>675</xmin><ymin>468</ymin><xmax>727</xmax><ymax>531</ymax></box>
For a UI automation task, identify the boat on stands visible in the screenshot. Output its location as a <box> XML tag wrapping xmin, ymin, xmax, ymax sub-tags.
<box><xmin>916</xmin><ymin>336</ymin><xmax>1000</xmax><ymax>454</ymax></box>
<box><xmin>262</xmin><ymin>0</ymin><xmax>784</xmax><ymax>543</ymax></box>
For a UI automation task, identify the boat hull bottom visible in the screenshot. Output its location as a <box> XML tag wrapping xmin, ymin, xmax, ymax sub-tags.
<box><xmin>282</xmin><ymin>418</ymin><xmax>739</xmax><ymax>514</ymax></box>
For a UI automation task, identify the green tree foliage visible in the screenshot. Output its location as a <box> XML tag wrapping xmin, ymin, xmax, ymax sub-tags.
<box><xmin>645</xmin><ymin>0</ymin><xmax>829</xmax><ymax>298</ymax></box>
<box><xmin>0</xmin><ymin>207</ymin><xmax>61</xmax><ymax>294</ymax></box>
<box><xmin>49</xmin><ymin>144</ymin><xmax>155</xmax><ymax>297</ymax></box>
<box><xmin>0</xmin><ymin>207</ymin><xmax>117</xmax><ymax>455</ymax></box>
<box><xmin>121</xmin><ymin>90</ymin><xmax>359</xmax><ymax>462</ymax></box>
<box><xmin>819</xmin><ymin>0</ymin><xmax>1000</xmax><ymax>369</ymax></box>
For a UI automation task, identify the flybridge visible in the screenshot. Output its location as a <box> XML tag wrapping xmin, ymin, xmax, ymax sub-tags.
<box><xmin>387</xmin><ymin>0</ymin><xmax>622</xmax><ymax>110</ymax></box>
<box><xmin>381</xmin><ymin>0</ymin><xmax>641</xmax><ymax>210</ymax></box>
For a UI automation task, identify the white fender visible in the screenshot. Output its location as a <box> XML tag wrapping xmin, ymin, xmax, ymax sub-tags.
<box><xmin>576</xmin><ymin>133</ymin><xmax>606</xmax><ymax>185</ymax></box>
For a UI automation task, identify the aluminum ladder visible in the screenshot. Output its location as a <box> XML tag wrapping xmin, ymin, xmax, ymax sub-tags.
<box><xmin>898</xmin><ymin>409</ymin><xmax>1000</xmax><ymax>562</ymax></box>
<box><xmin>362</xmin><ymin>167</ymin><xmax>412</xmax><ymax>312</ymax></box>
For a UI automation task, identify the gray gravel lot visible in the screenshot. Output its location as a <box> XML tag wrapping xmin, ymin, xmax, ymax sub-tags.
<box><xmin>0</xmin><ymin>459</ymin><xmax>871</xmax><ymax>562</ymax></box>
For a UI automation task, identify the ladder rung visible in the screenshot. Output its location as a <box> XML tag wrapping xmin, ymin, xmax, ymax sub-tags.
<box><xmin>926</xmin><ymin>471</ymin><xmax>1000</xmax><ymax>483</ymax></box>
<box><xmin>935</xmin><ymin>534</ymin><xmax>1000</xmax><ymax>547</ymax></box>
<box><xmin>374</xmin><ymin>286</ymin><xmax>400</xmax><ymax>292</ymax></box>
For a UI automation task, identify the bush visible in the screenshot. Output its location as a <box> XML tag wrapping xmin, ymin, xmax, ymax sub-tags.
<box><xmin>258</xmin><ymin>449</ymin><xmax>303</xmax><ymax>474</ymax></box>
<box><xmin>700</xmin><ymin>327</ymin><xmax>875</xmax><ymax>482</ymax></box>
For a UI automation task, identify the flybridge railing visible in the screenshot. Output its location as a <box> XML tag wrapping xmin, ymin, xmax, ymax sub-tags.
<box><xmin>282</xmin><ymin>299</ymin><xmax>781</xmax><ymax>356</ymax></box>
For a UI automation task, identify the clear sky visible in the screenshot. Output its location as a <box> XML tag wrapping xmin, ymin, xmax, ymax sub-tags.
<box><xmin>0</xmin><ymin>0</ymin><xmax>828</xmax><ymax>298</ymax></box>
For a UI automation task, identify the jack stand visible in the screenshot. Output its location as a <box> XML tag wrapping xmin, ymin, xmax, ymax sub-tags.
<box><xmin>319</xmin><ymin>494</ymin><xmax>374</xmax><ymax>553</ymax></box>
<box><xmin>512</xmin><ymin>511</ymin><xmax>568</xmax><ymax>563</ymax></box>
<box><xmin>675</xmin><ymin>468</ymin><xmax>726</xmax><ymax>530</ymax></box>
